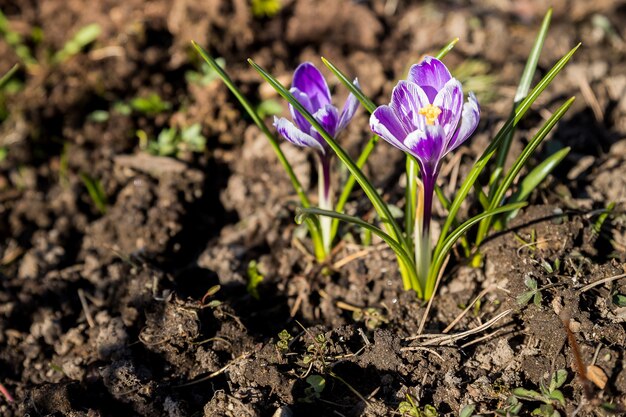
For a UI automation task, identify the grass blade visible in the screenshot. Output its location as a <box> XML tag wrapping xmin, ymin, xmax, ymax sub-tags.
<box><xmin>0</xmin><ymin>63</ymin><xmax>19</xmax><ymax>89</ymax></box>
<box><xmin>515</xmin><ymin>9</ymin><xmax>553</xmax><ymax>103</ymax></box>
<box><xmin>475</xmin><ymin>97</ymin><xmax>575</xmax><ymax>245</ymax></box>
<box><xmin>510</xmin><ymin>146</ymin><xmax>570</xmax><ymax>205</ymax></box>
<box><xmin>435</xmin><ymin>38</ymin><xmax>459</xmax><ymax>59</ymax></box>
<box><xmin>494</xmin><ymin>9</ymin><xmax>553</xmax><ymax>175</ymax></box>
<box><xmin>497</xmin><ymin>146</ymin><xmax>570</xmax><ymax>227</ymax></box>
<box><xmin>426</xmin><ymin>202</ymin><xmax>527</xmax><ymax>298</ymax></box>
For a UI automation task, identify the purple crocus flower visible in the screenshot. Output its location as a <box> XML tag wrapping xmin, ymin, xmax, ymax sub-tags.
<box><xmin>273</xmin><ymin>62</ymin><xmax>359</xmax><ymax>156</ymax></box>
<box><xmin>273</xmin><ymin>62</ymin><xmax>359</xmax><ymax>255</ymax></box>
<box><xmin>370</xmin><ymin>56</ymin><xmax>480</xmax><ymax>232</ymax></box>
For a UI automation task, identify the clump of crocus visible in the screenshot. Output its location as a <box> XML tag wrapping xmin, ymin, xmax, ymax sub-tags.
<box><xmin>370</xmin><ymin>56</ymin><xmax>480</xmax><ymax>285</ymax></box>
<box><xmin>273</xmin><ymin>62</ymin><xmax>359</xmax><ymax>255</ymax></box>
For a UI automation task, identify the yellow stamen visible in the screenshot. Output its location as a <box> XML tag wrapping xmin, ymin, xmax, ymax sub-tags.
<box><xmin>418</xmin><ymin>104</ymin><xmax>442</xmax><ymax>125</ymax></box>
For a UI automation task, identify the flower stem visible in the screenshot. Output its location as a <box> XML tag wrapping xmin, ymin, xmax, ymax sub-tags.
<box><xmin>414</xmin><ymin>172</ymin><xmax>436</xmax><ymax>293</ymax></box>
<box><xmin>317</xmin><ymin>153</ymin><xmax>333</xmax><ymax>256</ymax></box>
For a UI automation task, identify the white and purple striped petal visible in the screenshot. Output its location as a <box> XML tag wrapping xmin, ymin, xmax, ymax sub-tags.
<box><xmin>289</xmin><ymin>87</ymin><xmax>314</xmax><ymax>132</ymax></box>
<box><xmin>276</xmin><ymin>62</ymin><xmax>360</xmax><ymax>154</ymax></box>
<box><xmin>273</xmin><ymin>116</ymin><xmax>326</xmax><ymax>155</ymax></box>
<box><xmin>292</xmin><ymin>62</ymin><xmax>332</xmax><ymax>110</ymax></box>
<box><xmin>445</xmin><ymin>92</ymin><xmax>480</xmax><ymax>154</ymax></box>
<box><xmin>433</xmin><ymin>78</ymin><xmax>463</xmax><ymax>139</ymax></box>
<box><xmin>407</xmin><ymin>56</ymin><xmax>453</xmax><ymax>102</ymax></box>
<box><xmin>370</xmin><ymin>105</ymin><xmax>411</xmax><ymax>153</ymax></box>
<box><xmin>404</xmin><ymin>125</ymin><xmax>447</xmax><ymax>174</ymax></box>
<box><xmin>310</xmin><ymin>104</ymin><xmax>340</xmax><ymax>142</ymax></box>
<box><xmin>390</xmin><ymin>80</ymin><xmax>430</xmax><ymax>133</ymax></box>
<box><xmin>338</xmin><ymin>79</ymin><xmax>360</xmax><ymax>132</ymax></box>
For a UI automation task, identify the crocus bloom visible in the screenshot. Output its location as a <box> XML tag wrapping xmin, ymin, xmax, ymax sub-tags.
<box><xmin>273</xmin><ymin>62</ymin><xmax>359</xmax><ymax>156</ymax></box>
<box><xmin>273</xmin><ymin>62</ymin><xmax>359</xmax><ymax>255</ymax></box>
<box><xmin>370</xmin><ymin>56</ymin><xmax>479</xmax><ymax>281</ymax></box>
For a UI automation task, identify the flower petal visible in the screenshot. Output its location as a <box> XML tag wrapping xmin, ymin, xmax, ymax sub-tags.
<box><xmin>338</xmin><ymin>78</ymin><xmax>360</xmax><ymax>132</ymax></box>
<box><xmin>446</xmin><ymin>92</ymin><xmax>480</xmax><ymax>154</ymax></box>
<box><xmin>274</xmin><ymin>116</ymin><xmax>326</xmax><ymax>154</ymax></box>
<box><xmin>292</xmin><ymin>62</ymin><xmax>331</xmax><ymax>110</ymax></box>
<box><xmin>311</xmin><ymin>104</ymin><xmax>340</xmax><ymax>141</ymax></box>
<box><xmin>289</xmin><ymin>87</ymin><xmax>314</xmax><ymax>132</ymax></box>
<box><xmin>408</xmin><ymin>56</ymin><xmax>453</xmax><ymax>102</ymax></box>
<box><xmin>433</xmin><ymin>78</ymin><xmax>463</xmax><ymax>140</ymax></box>
<box><xmin>390</xmin><ymin>80</ymin><xmax>430</xmax><ymax>133</ymax></box>
<box><xmin>404</xmin><ymin>124</ymin><xmax>446</xmax><ymax>172</ymax></box>
<box><xmin>370</xmin><ymin>105</ymin><xmax>411</xmax><ymax>153</ymax></box>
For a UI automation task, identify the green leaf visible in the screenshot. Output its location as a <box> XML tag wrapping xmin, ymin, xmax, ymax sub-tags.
<box><xmin>459</xmin><ymin>404</ymin><xmax>476</xmax><ymax>417</ymax></box>
<box><xmin>54</xmin><ymin>23</ymin><xmax>101</xmax><ymax>63</ymax></box>
<box><xmin>495</xmin><ymin>9</ymin><xmax>552</xmax><ymax>177</ymax></box>
<box><xmin>130</xmin><ymin>93</ymin><xmax>171</xmax><ymax>114</ymax></box>
<box><xmin>525</xmin><ymin>276</ymin><xmax>538</xmax><ymax>290</ymax></box>
<box><xmin>296</xmin><ymin>207</ymin><xmax>419</xmax><ymax>296</ymax></box>
<box><xmin>533</xmin><ymin>290</ymin><xmax>543</xmax><ymax>307</ymax></box>
<box><xmin>515</xmin><ymin>9</ymin><xmax>553</xmax><ymax>103</ymax></box>
<box><xmin>475</xmin><ymin>97</ymin><xmax>576</xmax><ymax>246</ymax></box>
<box><xmin>246</xmin><ymin>260</ymin><xmax>264</xmax><ymax>300</ymax></box>
<box><xmin>0</xmin><ymin>63</ymin><xmax>19</xmax><ymax>89</ymax></box>
<box><xmin>435</xmin><ymin>38</ymin><xmax>459</xmax><ymax>59</ymax></box>
<box><xmin>305</xmin><ymin>375</ymin><xmax>326</xmax><ymax>394</ymax></box>
<box><xmin>551</xmin><ymin>369</ymin><xmax>568</xmax><ymax>389</ymax></box>
<box><xmin>517</xmin><ymin>291</ymin><xmax>535</xmax><ymax>306</ymax></box>
<box><xmin>79</xmin><ymin>173</ymin><xmax>108</xmax><ymax>214</ymax></box>
<box><xmin>256</xmin><ymin>99</ymin><xmax>283</xmax><ymax>118</ymax></box>
<box><xmin>499</xmin><ymin>147</ymin><xmax>570</xmax><ymax>226</ymax></box>
<box><xmin>426</xmin><ymin>202</ymin><xmax>527</xmax><ymax>298</ymax></box>
<box><xmin>613</xmin><ymin>293</ymin><xmax>626</xmax><ymax>307</ymax></box>
<box><xmin>512</xmin><ymin>387</ymin><xmax>546</xmax><ymax>401</ymax></box>
<box><xmin>547</xmin><ymin>389</ymin><xmax>565</xmax><ymax>406</ymax></box>
<box><xmin>438</xmin><ymin>43</ymin><xmax>580</xmax><ymax>255</ymax></box>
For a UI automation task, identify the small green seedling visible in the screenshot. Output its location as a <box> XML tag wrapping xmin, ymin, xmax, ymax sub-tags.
<box><xmin>138</xmin><ymin>123</ymin><xmax>207</xmax><ymax>158</ymax></box>
<box><xmin>251</xmin><ymin>0</ymin><xmax>282</xmax><ymax>17</ymax></box>
<box><xmin>276</xmin><ymin>329</ymin><xmax>293</xmax><ymax>352</ymax></box>
<box><xmin>352</xmin><ymin>307</ymin><xmax>389</xmax><ymax>330</ymax></box>
<box><xmin>246</xmin><ymin>260</ymin><xmax>264</xmax><ymax>300</ymax></box>
<box><xmin>512</xmin><ymin>369</ymin><xmax>567</xmax><ymax>417</ymax></box>
<box><xmin>398</xmin><ymin>394</ymin><xmax>438</xmax><ymax>417</ymax></box>
<box><xmin>301</xmin><ymin>374</ymin><xmax>325</xmax><ymax>403</ymax></box>
<box><xmin>53</xmin><ymin>23</ymin><xmax>102</xmax><ymax>64</ymax></box>
<box><xmin>201</xmin><ymin>284</ymin><xmax>222</xmax><ymax>308</ymax></box>
<box><xmin>130</xmin><ymin>93</ymin><xmax>171</xmax><ymax>115</ymax></box>
<box><xmin>517</xmin><ymin>276</ymin><xmax>543</xmax><ymax>307</ymax></box>
<box><xmin>79</xmin><ymin>173</ymin><xmax>108</xmax><ymax>214</ymax></box>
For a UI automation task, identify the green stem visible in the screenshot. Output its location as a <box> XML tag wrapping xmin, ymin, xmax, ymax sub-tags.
<box><xmin>318</xmin><ymin>153</ymin><xmax>333</xmax><ymax>256</ymax></box>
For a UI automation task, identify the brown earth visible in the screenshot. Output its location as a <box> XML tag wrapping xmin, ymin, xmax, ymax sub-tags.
<box><xmin>0</xmin><ymin>0</ymin><xmax>625</xmax><ymax>416</ymax></box>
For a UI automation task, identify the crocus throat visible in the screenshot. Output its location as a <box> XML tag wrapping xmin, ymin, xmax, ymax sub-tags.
<box><xmin>418</xmin><ymin>104</ymin><xmax>441</xmax><ymax>125</ymax></box>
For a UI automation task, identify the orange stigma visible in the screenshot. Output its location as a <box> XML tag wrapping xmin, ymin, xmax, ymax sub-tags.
<box><xmin>418</xmin><ymin>104</ymin><xmax>441</xmax><ymax>125</ymax></box>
